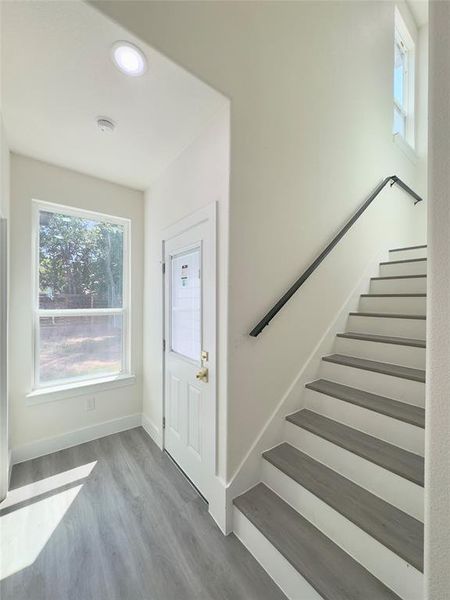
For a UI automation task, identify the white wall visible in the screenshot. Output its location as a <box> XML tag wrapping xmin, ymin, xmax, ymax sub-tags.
<box><xmin>143</xmin><ymin>109</ymin><xmax>230</xmax><ymax>480</ymax></box>
<box><xmin>95</xmin><ymin>0</ymin><xmax>427</xmax><ymax>481</ymax></box>
<box><xmin>0</xmin><ymin>117</ymin><xmax>10</xmax><ymax>497</ymax></box>
<box><xmin>0</xmin><ymin>120</ymin><xmax>8</xmax><ymax>221</ymax></box>
<box><xmin>9</xmin><ymin>154</ymin><xmax>144</xmax><ymax>454</ymax></box>
<box><xmin>0</xmin><ymin>123</ymin><xmax>10</xmax><ymax>499</ymax></box>
<box><xmin>0</xmin><ymin>0</ymin><xmax>11</xmax><ymax>497</ymax></box>
<box><xmin>413</xmin><ymin>19</ymin><xmax>429</xmax><ymax>234</ymax></box>
<box><xmin>425</xmin><ymin>2</ymin><xmax>450</xmax><ymax>597</ymax></box>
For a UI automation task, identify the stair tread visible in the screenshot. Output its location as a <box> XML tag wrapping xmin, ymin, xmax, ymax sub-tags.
<box><xmin>361</xmin><ymin>293</ymin><xmax>426</xmax><ymax>297</ymax></box>
<box><xmin>233</xmin><ymin>483</ymin><xmax>402</xmax><ymax>600</ymax></box>
<box><xmin>380</xmin><ymin>258</ymin><xmax>427</xmax><ymax>265</ymax></box>
<box><xmin>337</xmin><ymin>331</ymin><xmax>426</xmax><ymax>348</ymax></box>
<box><xmin>371</xmin><ymin>274</ymin><xmax>426</xmax><ymax>280</ymax></box>
<box><xmin>263</xmin><ymin>443</ymin><xmax>424</xmax><ymax>571</ymax></box>
<box><xmin>349</xmin><ymin>311</ymin><xmax>426</xmax><ymax>320</ymax></box>
<box><xmin>286</xmin><ymin>409</ymin><xmax>424</xmax><ymax>486</ymax></box>
<box><xmin>306</xmin><ymin>378</ymin><xmax>425</xmax><ymax>428</ymax></box>
<box><xmin>390</xmin><ymin>244</ymin><xmax>427</xmax><ymax>252</ymax></box>
<box><xmin>323</xmin><ymin>353</ymin><xmax>425</xmax><ymax>382</ymax></box>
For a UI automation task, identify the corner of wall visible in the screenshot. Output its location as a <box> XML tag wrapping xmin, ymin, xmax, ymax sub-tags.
<box><xmin>141</xmin><ymin>413</ymin><xmax>163</xmax><ymax>449</ymax></box>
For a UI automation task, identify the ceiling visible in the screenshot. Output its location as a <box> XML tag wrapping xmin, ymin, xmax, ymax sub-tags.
<box><xmin>1</xmin><ymin>1</ymin><xmax>228</xmax><ymax>190</ymax></box>
<box><xmin>406</xmin><ymin>0</ymin><xmax>429</xmax><ymax>28</ymax></box>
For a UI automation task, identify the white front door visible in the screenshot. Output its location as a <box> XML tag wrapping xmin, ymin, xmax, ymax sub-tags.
<box><xmin>163</xmin><ymin>205</ymin><xmax>216</xmax><ymax>500</ymax></box>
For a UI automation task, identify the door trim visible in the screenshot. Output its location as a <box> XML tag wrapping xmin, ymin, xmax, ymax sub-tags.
<box><xmin>161</xmin><ymin>203</ymin><xmax>217</xmax><ymax>494</ymax></box>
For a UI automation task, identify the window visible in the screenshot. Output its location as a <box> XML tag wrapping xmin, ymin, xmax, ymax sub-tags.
<box><xmin>33</xmin><ymin>202</ymin><xmax>130</xmax><ymax>389</ymax></box>
<box><xmin>393</xmin><ymin>8</ymin><xmax>416</xmax><ymax>148</ymax></box>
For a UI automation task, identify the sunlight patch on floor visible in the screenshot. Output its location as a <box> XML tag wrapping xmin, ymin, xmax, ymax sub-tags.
<box><xmin>0</xmin><ymin>461</ymin><xmax>97</xmax><ymax>580</ymax></box>
<box><xmin>0</xmin><ymin>462</ymin><xmax>97</xmax><ymax>511</ymax></box>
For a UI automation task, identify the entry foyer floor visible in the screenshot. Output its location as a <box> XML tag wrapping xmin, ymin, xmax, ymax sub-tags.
<box><xmin>1</xmin><ymin>428</ymin><xmax>286</xmax><ymax>600</ymax></box>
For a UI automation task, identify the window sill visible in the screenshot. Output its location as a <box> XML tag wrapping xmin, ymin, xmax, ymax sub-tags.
<box><xmin>26</xmin><ymin>373</ymin><xmax>136</xmax><ymax>406</ymax></box>
<box><xmin>393</xmin><ymin>133</ymin><xmax>418</xmax><ymax>165</ymax></box>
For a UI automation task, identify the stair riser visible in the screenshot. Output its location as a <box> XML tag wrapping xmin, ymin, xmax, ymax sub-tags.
<box><xmin>262</xmin><ymin>461</ymin><xmax>423</xmax><ymax>600</ymax></box>
<box><xmin>233</xmin><ymin>507</ymin><xmax>322</xmax><ymax>600</ymax></box>
<box><xmin>305</xmin><ymin>388</ymin><xmax>424</xmax><ymax>455</ymax></box>
<box><xmin>284</xmin><ymin>421</ymin><xmax>424</xmax><ymax>521</ymax></box>
<box><xmin>359</xmin><ymin>295</ymin><xmax>426</xmax><ymax>315</ymax></box>
<box><xmin>370</xmin><ymin>277</ymin><xmax>427</xmax><ymax>294</ymax></box>
<box><xmin>389</xmin><ymin>248</ymin><xmax>427</xmax><ymax>261</ymax></box>
<box><xmin>379</xmin><ymin>261</ymin><xmax>427</xmax><ymax>277</ymax></box>
<box><xmin>334</xmin><ymin>336</ymin><xmax>426</xmax><ymax>369</ymax></box>
<box><xmin>320</xmin><ymin>361</ymin><xmax>425</xmax><ymax>407</ymax></box>
<box><xmin>347</xmin><ymin>314</ymin><xmax>426</xmax><ymax>340</ymax></box>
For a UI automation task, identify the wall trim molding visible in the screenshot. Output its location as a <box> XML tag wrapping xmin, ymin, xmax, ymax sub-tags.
<box><xmin>141</xmin><ymin>413</ymin><xmax>162</xmax><ymax>448</ymax></box>
<box><xmin>11</xmin><ymin>413</ymin><xmax>142</xmax><ymax>465</ymax></box>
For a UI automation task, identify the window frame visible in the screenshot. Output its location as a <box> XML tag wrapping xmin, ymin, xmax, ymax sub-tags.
<box><xmin>393</xmin><ymin>7</ymin><xmax>416</xmax><ymax>149</ymax></box>
<box><xmin>31</xmin><ymin>199</ymin><xmax>131</xmax><ymax>391</ymax></box>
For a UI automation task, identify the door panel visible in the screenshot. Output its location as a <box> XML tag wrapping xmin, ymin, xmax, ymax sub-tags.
<box><xmin>163</xmin><ymin>206</ymin><xmax>215</xmax><ymax>500</ymax></box>
<box><xmin>187</xmin><ymin>384</ymin><xmax>202</xmax><ymax>456</ymax></box>
<box><xmin>168</xmin><ymin>373</ymin><xmax>182</xmax><ymax>438</ymax></box>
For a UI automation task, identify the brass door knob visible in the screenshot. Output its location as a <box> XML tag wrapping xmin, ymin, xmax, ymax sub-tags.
<box><xmin>196</xmin><ymin>367</ymin><xmax>208</xmax><ymax>383</ymax></box>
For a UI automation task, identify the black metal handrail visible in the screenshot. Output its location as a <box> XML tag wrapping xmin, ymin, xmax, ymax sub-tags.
<box><xmin>249</xmin><ymin>175</ymin><xmax>423</xmax><ymax>337</ymax></box>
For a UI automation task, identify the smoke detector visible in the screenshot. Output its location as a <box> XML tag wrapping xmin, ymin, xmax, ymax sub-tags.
<box><xmin>97</xmin><ymin>117</ymin><xmax>115</xmax><ymax>134</ymax></box>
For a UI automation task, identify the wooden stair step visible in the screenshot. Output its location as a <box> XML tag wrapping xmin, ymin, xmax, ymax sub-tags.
<box><xmin>263</xmin><ymin>442</ymin><xmax>424</xmax><ymax>571</ymax></box>
<box><xmin>360</xmin><ymin>293</ymin><xmax>426</xmax><ymax>297</ymax></box>
<box><xmin>306</xmin><ymin>378</ymin><xmax>425</xmax><ymax>428</ymax></box>
<box><xmin>233</xmin><ymin>484</ymin><xmax>402</xmax><ymax>600</ymax></box>
<box><xmin>389</xmin><ymin>244</ymin><xmax>427</xmax><ymax>252</ymax></box>
<box><xmin>349</xmin><ymin>312</ymin><xmax>426</xmax><ymax>320</ymax></box>
<box><xmin>286</xmin><ymin>409</ymin><xmax>424</xmax><ymax>486</ymax></box>
<box><xmin>380</xmin><ymin>258</ymin><xmax>427</xmax><ymax>265</ymax></box>
<box><xmin>337</xmin><ymin>331</ymin><xmax>426</xmax><ymax>348</ymax></box>
<box><xmin>371</xmin><ymin>275</ymin><xmax>426</xmax><ymax>281</ymax></box>
<box><xmin>322</xmin><ymin>353</ymin><xmax>425</xmax><ymax>383</ymax></box>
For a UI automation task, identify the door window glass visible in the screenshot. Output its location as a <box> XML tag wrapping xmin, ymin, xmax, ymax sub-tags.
<box><xmin>170</xmin><ymin>247</ymin><xmax>201</xmax><ymax>361</ymax></box>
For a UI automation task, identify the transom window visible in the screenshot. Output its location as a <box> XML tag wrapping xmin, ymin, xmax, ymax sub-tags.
<box><xmin>33</xmin><ymin>202</ymin><xmax>130</xmax><ymax>389</ymax></box>
<box><xmin>393</xmin><ymin>8</ymin><xmax>415</xmax><ymax>148</ymax></box>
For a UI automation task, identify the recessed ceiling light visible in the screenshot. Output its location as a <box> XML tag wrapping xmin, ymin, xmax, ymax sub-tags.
<box><xmin>111</xmin><ymin>41</ymin><xmax>147</xmax><ymax>77</ymax></box>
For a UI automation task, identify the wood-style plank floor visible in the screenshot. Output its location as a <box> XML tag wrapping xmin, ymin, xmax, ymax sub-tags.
<box><xmin>0</xmin><ymin>428</ymin><xmax>286</xmax><ymax>600</ymax></box>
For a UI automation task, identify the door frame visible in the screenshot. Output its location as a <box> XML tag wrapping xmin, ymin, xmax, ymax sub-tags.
<box><xmin>161</xmin><ymin>202</ymin><xmax>217</xmax><ymax>497</ymax></box>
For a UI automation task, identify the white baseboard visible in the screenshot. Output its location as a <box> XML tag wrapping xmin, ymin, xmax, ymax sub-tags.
<box><xmin>226</xmin><ymin>247</ymin><xmax>389</xmax><ymax>532</ymax></box>
<box><xmin>141</xmin><ymin>413</ymin><xmax>162</xmax><ymax>449</ymax></box>
<box><xmin>11</xmin><ymin>413</ymin><xmax>142</xmax><ymax>465</ymax></box>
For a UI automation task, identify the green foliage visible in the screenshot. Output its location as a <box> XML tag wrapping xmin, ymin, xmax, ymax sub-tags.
<box><xmin>39</xmin><ymin>211</ymin><xmax>124</xmax><ymax>309</ymax></box>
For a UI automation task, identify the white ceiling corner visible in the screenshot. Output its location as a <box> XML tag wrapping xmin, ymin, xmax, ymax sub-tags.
<box><xmin>405</xmin><ymin>0</ymin><xmax>429</xmax><ymax>28</ymax></box>
<box><xmin>2</xmin><ymin>0</ymin><xmax>227</xmax><ymax>190</ymax></box>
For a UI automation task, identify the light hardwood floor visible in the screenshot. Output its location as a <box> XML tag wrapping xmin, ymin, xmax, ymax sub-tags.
<box><xmin>1</xmin><ymin>428</ymin><xmax>286</xmax><ymax>600</ymax></box>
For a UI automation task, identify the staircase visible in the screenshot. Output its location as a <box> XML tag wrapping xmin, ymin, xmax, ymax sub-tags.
<box><xmin>233</xmin><ymin>245</ymin><xmax>426</xmax><ymax>600</ymax></box>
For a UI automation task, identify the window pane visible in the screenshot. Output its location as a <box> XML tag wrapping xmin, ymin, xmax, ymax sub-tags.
<box><xmin>39</xmin><ymin>314</ymin><xmax>123</xmax><ymax>384</ymax></box>
<box><xmin>170</xmin><ymin>248</ymin><xmax>201</xmax><ymax>361</ymax></box>
<box><xmin>394</xmin><ymin>41</ymin><xmax>405</xmax><ymax>108</ymax></box>
<box><xmin>393</xmin><ymin>105</ymin><xmax>406</xmax><ymax>137</ymax></box>
<box><xmin>39</xmin><ymin>211</ymin><xmax>124</xmax><ymax>309</ymax></box>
